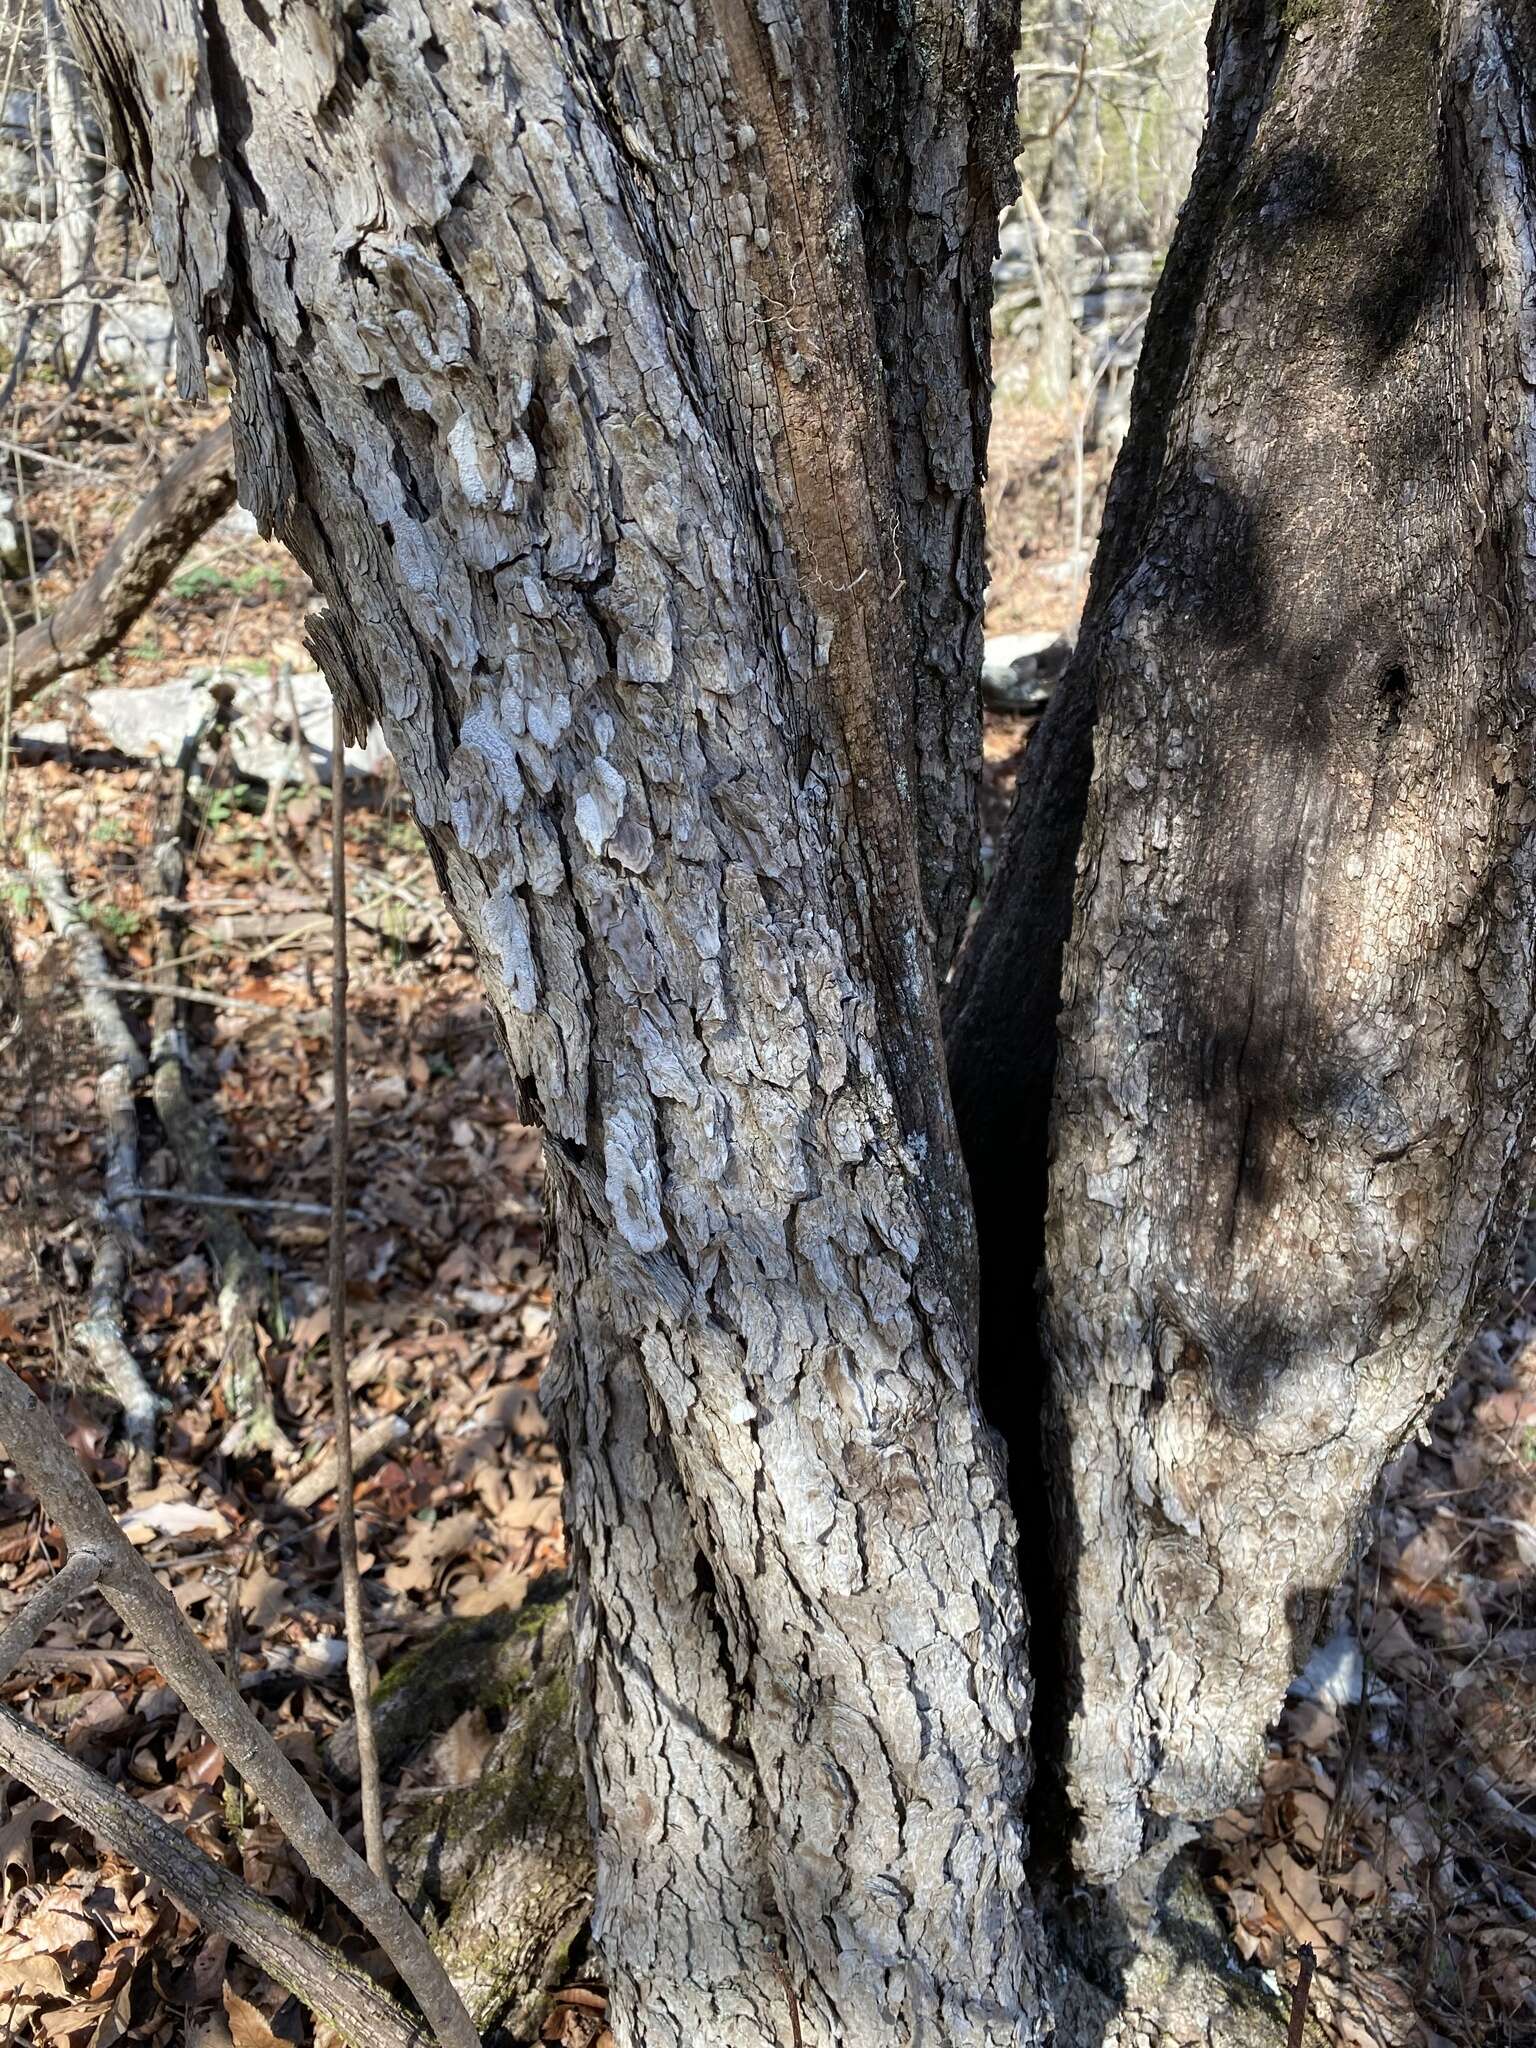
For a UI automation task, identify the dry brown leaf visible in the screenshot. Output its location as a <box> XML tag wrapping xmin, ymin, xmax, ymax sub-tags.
<box><xmin>0</xmin><ymin>1943</ymin><xmax>69</xmax><ymax>1999</ymax></box>
<box><xmin>222</xmin><ymin>1985</ymin><xmax>284</xmax><ymax>2048</ymax></box>
<box><xmin>1281</xmin><ymin>1699</ymin><xmax>1340</xmax><ymax>1752</ymax></box>
<box><xmin>431</xmin><ymin>1707</ymin><xmax>497</xmax><ymax>1788</ymax></box>
<box><xmin>0</xmin><ymin>1801</ymin><xmax>46</xmax><ymax>1894</ymax></box>
<box><xmin>1285</xmin><ymin>1787</ymin><xmax>1330</xmax><ymax>1855</ymax></box>
<box><xmin>381</xmin><ymin>1509</ymin><xmax>484</xmax><ymax>1594</ymax></box>
<box><xmin>1254</xmin><ymin>1844</ymin><xmax>1351</xmax><ymax>1954</ymax></box>
<box><xmin>186</xmin><ymin>2018</ymin><xmax>235</xmax><ymax>2048</ymax></box>
<box><xmin>238</xmin><ymin>1563</ymin><xmax>288</xmax><ymax>1631</ymax></box>
<box><xmin>451</xmin><ymin>1565</ymin><xmax>528</xmax><ymax>1617</ymax></box>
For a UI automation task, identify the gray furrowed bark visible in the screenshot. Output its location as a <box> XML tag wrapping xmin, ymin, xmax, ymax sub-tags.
<box><xmin>954</xmin><ymin>0</ymin><xmax>1536</xmax><ymax>1886</ymax></box>
<box><xmin>61</xmin><ymin>2</ymin><xmax>1050</xmax><ymax>2041</ymax></box>
<box><xmin>843</xmin><ymin>0</ymin><xmax>1023</xmax><ymax>965</ymax></box>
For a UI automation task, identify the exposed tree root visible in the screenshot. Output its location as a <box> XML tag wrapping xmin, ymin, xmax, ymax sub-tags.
<box><xmin>347</xmin><ymin>1584</ymin><xmax>1312</xmax><ymax>2048</ymax></box>
<box><xmin>334</xmin><ymin>1582</ymin><xmax>592</xmax><ymax>2041</ymax></box>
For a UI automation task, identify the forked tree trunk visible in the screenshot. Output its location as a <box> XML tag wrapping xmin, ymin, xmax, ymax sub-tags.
<box><xmin>60</xmin><ymin>2</ymin><xmax>1048</xmax><ymax>2042</ymax></box>
<box><xmin>952</xmin><ymin>0</ymin><xmax>1536</xmax><ymax>1886</ymax></box>
<box><xmin>55</xmin><ymin>0</ymin><xmax>1536</xmax><ymax>2041</ymax></box>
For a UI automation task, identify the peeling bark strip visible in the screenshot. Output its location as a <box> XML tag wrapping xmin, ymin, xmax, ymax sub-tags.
<box><xmin>961</xmin><ymin>0</ymin><xmax>1536</xmax><ymax>1885</ymax></box>
<box><xmin>62</xmin><ymin>2</ymin><xmax>1046</xmax><ymax>2041</ymax></box>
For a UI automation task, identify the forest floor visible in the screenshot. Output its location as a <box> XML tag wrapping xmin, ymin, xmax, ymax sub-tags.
<box><xmin>0</xmin><ymin>370</ymin><xmax>1531</xmax><ymax>2046</ymax></box>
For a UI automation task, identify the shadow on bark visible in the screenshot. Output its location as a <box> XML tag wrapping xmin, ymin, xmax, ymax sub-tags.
<box><xmin>1048</xmin><ymin>1850</ymin><xmax>1311</xmax><ymax>2048</ymax></box>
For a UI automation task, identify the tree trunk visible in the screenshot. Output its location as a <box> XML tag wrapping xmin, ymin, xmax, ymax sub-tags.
<box><xmin>953</xmin><ymin>0</ymin><xmax>1536</xmax><ymax>1887</ymax></box>
<box><xmin>842</xmin><ymin>0</ymin><xmax>1021</xmax><ymax>964</ymax></box>
<box><xmin>57</xmin><ymin>0</ymin><xmax>1536</xmax><ymax>2039</ymax></box>
<box><xmin>61</xmin><ymin>2</ymin><xmax>1049</xmax><ymax>2041</ymax></box>
<box><xmin>42</xmin><ymin>0</ymin><xmax>97</xmax><ymax>373</ymax></box>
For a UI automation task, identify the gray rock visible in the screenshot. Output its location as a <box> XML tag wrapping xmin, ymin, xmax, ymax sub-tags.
<box><xmin>17</xmin><ymin>719</ymin><xmax>68</xmax><ymax>748</ymax></box>
<box><xmin>0</xmin><ymin>491</ymin><xmax>58</xmax><ymax>579</ymax></box>
<box><xmin>81</xmin><ymin>669</ymin><xmax>394</xmax><ymax>785</ymax></box>
<box><xmin>96</xmin><ymin>293</ymin><xmax>178</xmax><ymax>389</ymax></box>
<box><xmin>980</xmin><ymin>630</ymin><xmax>1074</xmax><ymax>712</ymax></box>
<box><xmin>0</xmin><ymin>91</ymin><xmax>47</xmax><ymax>222</ymax></box>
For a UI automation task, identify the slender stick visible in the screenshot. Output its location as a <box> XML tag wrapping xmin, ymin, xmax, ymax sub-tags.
<box><xmin>145</xmin><ymin>725</ymin><xmax>292</xmax><ymax>1462</ymax></box>
<box><xmin>330</xmin><ymin>701</ymin><xmax>386</xmax><ymax>1879</ymax></box>
<box><xmin>280</xmin><ymin>1412</ymin><xmax>409</xmax><ymax>1515</ymax></box>
<box><xmin>0</xmin><ymin>1703</ymin><xmax>427</xmax><ymax>2048</ymax></box>
<box><xmin>0</xmin><ymin>1361</ymin><xmax>480</xmax><ymax>2048</ymax></box>
<box><xmin>122</xmin><ymin>1186</ymin><xmax>357</xmax><ymax>1221</ymax></box>
<box><xmin>88</xmin><ymin>976</ymin><xmax>330</xmax><ymax>1028</ymax></box>
<box><xmin>1287</xmin><ymin>1942</ymin><xmax>1316</xmax><ymax>2048</ymax></box>
<box><xmin>0</xmin><ymin>1547</ymin><xmax>103</xmax><ymax>1684</ymax></box>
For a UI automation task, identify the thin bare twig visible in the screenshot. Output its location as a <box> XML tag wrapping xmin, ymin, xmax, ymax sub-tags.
<box><xmin>0</xmin><ymin>1360</ymin><xmax>480</xmax><ymax>2048</ymax></box>
<box><xmin>1287</xmin><ymin>1942</ymin><xmax>1316</xmax><ymax>2048</ymax></box>
<box><xmin>768</xmin><ymin>1950</ymin><xmax>804</xmax><ymax>2048</ymax></box>
<box><xmin>90</xmin><ymin>975</ymin><xmax>330</xmax><ymax>1028</ymax></box>
<box><xmin>122</xmin><ymin>1185</ymin><xmax>359</xmax><ymax>1221</ymax></box>
<box><xmin>331</xmin><ymin>699</ymin><xmax>387</xmax><ymax>1879</ymax></box>
<box><xmin>0</xmin><ymin>1547</ymin><xmax>103</xmax><ymax>1684</ymax></box>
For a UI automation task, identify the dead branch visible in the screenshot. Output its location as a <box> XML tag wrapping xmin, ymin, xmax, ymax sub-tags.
<box><xmin>146</xmin><ymin>737</ymin><xmax>293</xmax><ymax>1461</ymax></box>
<box><xmin>0</xmin><ymin>1359</ymin><xmax>481</xmax><ymax>2048</ymax></box>
<box><xmin>26</xmin><ymin>842</ymin><xmax>144</xmax><ymax>1234</ymax></box>
<box><xmin>0</xmin><ymin>1548</ymin><xmax>103</xmax><ymax>1684</ymax></box>
<box><xmin>25</xmin><ymin>840</ymin><xmax>160</xmax><ymax>1481</ymax></box>
<box><xmin>0</xmin><ymin>1702</ymin><xmax>428</xmax><ymax>2048</ymax></box>
<box><xmin>330</xmin><ymin>700</ymin><xmax>387</xmax><ymax>1878</ymax></box>
<box><xmin>280</xmin><ymin>1411</ymin><xmax>408</xmax><ymax>1515</ymax></box>
<box><xmin>9</xmin><ymin>422</ymin><xmax>237</xmax><ymax>706</ymax></box>
<box><xmin>93</xmin><ymin>974</ymin><xmax>331</xmax><ymax>1029</ymax></box>
<box><xmin>71</xmin><ymin>1233</ymin><xmax>159</xmax><ymax>1486</ymax></box>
